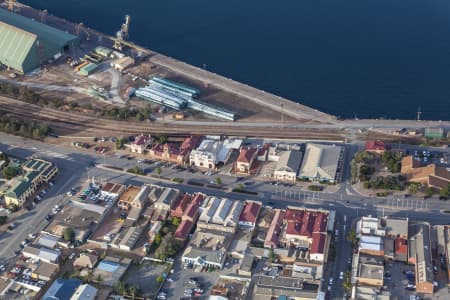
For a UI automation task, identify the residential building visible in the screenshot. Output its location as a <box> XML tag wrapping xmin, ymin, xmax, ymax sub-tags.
<box><xmin>189</xmin><ymin>138</ymin><xmax>243</xmax><ymax>169</ymax></box>
<box><xmin>117</xmin><ymin>185</ymin><xmax>141</xmax><ymax>211</ymax></box>
<box><xmin>171</xmin><ymin>194</ymin><xmax>192</xmax><ymax>218</ymax></box>
<box><xmin>126</xmin><ymin>134</ymin><xmax>152</xmax><ymax>154</ymax></box>
<box><xmin>365</xmin><ymin>140</ymin><xmax>387</xmax><ymax>154</ymax></box>
<box><xmin>238</xmin><ymin>200</ymin><xmax>262</xmax><ymax>229</ymax></box>
<box><xmin>273</xmin><ymin>150</ymin><xmax>303</xmax><ymax>183</ymax></box>
<box><xmin>92</xmin><ymin>256</ymin><xmax>132</xmax><ymax>287</ymax></box>
<box><xmin>23</xmin><ymin>245</ymin><xmax>61</xmax><ymax>264</ymax></box>
<box><xmin>384</xmin><ymin>217</ymin><xmax>408</xmax><ymax>262</ymax></box>
<box><xmin>148</xmin><ymin>221</ymin><xmax>162</xmax><ymax>244</ymax></box>
<box><xmin>182</xmin><ymin>230</ymin><xmax>233</xmax><ymax>269</ymax></box>
<box><xmin>401</xmin><ymin>156</ymin><xmax>450</xmax><ymax>190</ymax></box>
<box><xmin>73</xmin><ymin>253</ymin><xmax>98</xmax><ymax>269</ymax></box>
<box><xmin>70</xmin><ymin>284</ymin><xmax>98</xmax><ymax>300</ymax></box>
<box><xmin>409</xmin><ymin>222</ymin><xmax>434</xmax><ymax>294</ymax></box>
<box><xmin>298</xmin><ymin>143</ymin><xmax>342</xmax><ymax>183</ymax></box>
<box><xmin>198</xmin><ymin>197</ymin><xmax>244</xmax><ymax>233</ymax></box>
<box><xmin>31</xmin><ymin>262</ymin><xmax>59</xmax><ymax>282</ymax></box>
<box><xmin>42</xmin><ymin>278</ymin><xmax>82</xmax><ymax>300</ymax></box>
<box><xmin>236</xmin><ymin>147</ymin><xmax>258</xmax><ymax>174</ymax></box>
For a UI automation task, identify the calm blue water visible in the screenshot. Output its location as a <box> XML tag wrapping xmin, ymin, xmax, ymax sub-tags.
<box><xmin>21</xmin><ymin>0</ymin><xmax>450</xmax><ymax>120</ymax></box>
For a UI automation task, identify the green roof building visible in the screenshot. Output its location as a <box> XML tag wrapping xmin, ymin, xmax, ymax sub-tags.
<box><xmin>0</xmin><ymin>8</ymin><xmax>79</xmax><ymax>73</ymax></box>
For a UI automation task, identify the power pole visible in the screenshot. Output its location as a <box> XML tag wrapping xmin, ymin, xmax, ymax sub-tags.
<box><xmin>280</xmin><ymin>102</ymin><xmax>284</xmax><ymax>128</ymax></box>
<box><xmin>416</xmin><ymin>106</ymin><xmax>422</xmax><ymax>122</ymax></box>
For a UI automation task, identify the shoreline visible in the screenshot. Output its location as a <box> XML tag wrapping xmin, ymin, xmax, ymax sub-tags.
<box><xmin>5</xmin><ymin>2</ymin><xmax>450</xmax><ymax>125</ymax></box>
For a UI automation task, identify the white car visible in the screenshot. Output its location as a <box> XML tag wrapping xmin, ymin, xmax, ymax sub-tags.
<box><xmin>339</xmin><ymin>272</ymin><xmax>344</xmax><ymax>280</ymax></box>
<box><xmin>329</xmin><ymin>278</ymin><xmax>333</xmax><ymax>285</ymax></box>
<box><xmin>69</xmin><ymin>253</ymin><xmax>76</xmax><ymax>260</ymax></box>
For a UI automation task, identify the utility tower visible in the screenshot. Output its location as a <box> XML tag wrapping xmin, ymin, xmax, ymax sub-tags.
<box><xmin>416</xmin><ymin>106</ymin><xmax>422</xmax><ymax>122</ymax></box>
<box><xmin>39</xmin><ymin>9</ymin><xmax>48</xmax><ymax>23</ymax></box>
<box><xmin>113</xmin><ymin>15</ymin><xmax>131</xmax><ymax>51</ymax></box>
<box><xmin>76</xmin><ymin>23</ymin><xmax>90</xmax><ymax>41</ymax></box>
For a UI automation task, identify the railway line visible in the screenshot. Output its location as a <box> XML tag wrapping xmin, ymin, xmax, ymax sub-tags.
<box><xmin>0</xmin><ymin>97</ymin><xmax>344</xmax><ymax>140</ymax></box>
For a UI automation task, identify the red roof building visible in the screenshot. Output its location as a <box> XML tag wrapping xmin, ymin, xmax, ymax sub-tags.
<box><xmin>149</xmin><ymin>136</ymin><xmax>201</xmax><ymax>164</ymax></box>
<box><xmin>174</xmin><ymin>219</ymin><xmax>193</xmax><ymax>242</ymax></box>
<box><xmin>365</xmin><ymin>140</ymin><xmax>386</xmax><ymax>154</ymax></box>
<box><xmin>171</xmin><ymin>194</ymin><xmax>192</xmax><ymax>218</ymax></box>
<box><xmin>238</xmin><ymin>201</ymin><xmax>262</xmax><ymax>228</ymax></box>
<box><xmin>183</xmin><ymin>202</ymin><xmax>199</xmax><ymax>222</ymax></box>
<box><xmin>236</xmin><ymin>147</ymin><xmax>258</xmax><ymax>174</ymax></box>
<box><xmin>394</xmin><ymin>237</ymin><xmax>408</xmax><ymax>262</ymax></box>
<box><xmin>310</xmin><ymin>232</ymin><xmax>326</xmax><ymax>254</ymax></box>
<box><xmin>264</xmin><ymin>209</ymin><xmax>285</xmax><ymax>249</ymax></box>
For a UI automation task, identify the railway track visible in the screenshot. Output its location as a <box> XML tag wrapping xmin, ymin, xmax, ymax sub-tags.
<box><xmin>0</xmin><ymin>97</ymin><xmax>344</xmax><ymax>140</ymax></box>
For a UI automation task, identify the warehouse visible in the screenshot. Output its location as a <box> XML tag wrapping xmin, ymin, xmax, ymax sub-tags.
<box><xmin>298</xmin><ymin>143</ymin><xmax>343</xmax><ymax>183</ymax></box>
<box><xmin>0</xmin><ymin>8</ymin><xmax>79</xmax><ymax>73</ymax></box>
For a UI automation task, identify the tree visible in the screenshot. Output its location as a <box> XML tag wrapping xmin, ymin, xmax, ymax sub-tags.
<box><xmin>440</xmin><ymin>187</ymin><xmax>449</xmax><ymax>199</ymax></box>
<box><xmin>96</xmin><ymin>274</ymin><xmax>103</xmax><ymax>285</ymax></box>
<box><xmin>2</xmin><ymin>166</ymin><xmax>19</xmax><ymax>179</ymax></box>
<box><xmin>0</xmin><ymin>215</ymin><xmax>7</xmax><ymax>225</ymax></box>
<box><xmin>156</xmin><ymin>166</ymin><xmax>162</xmax><ymax>177</ymax></box>
<box><xmin>347</xmin><ymin>229</ymin><xmax>358</xmax><ymax>249</ymax></box>
<box><xmin>156</xmin><ymin>275</ymin><xmax>164</xmax><ymax>283</ymax></box>
<box><xmin>155</xmin><ymin>233</ymin><xmax>179</xmax><ymax>260</ymax></box>
<box><xmin>157</xmin><ymin>135</ymin><xmax>167</xmax><ymax>144</ymax></box>
<box><xmin>154</xmin><ymin>233</ymin><xmax>162</xmax><ymax>245</ymax></box>
<box><xmin>128</xmin><ymin>285</ymin><xmax>140</xmax><ymax>299</ymax></box>
<box><xmin>425</xmin><ymin>187</ymin><xmax>434</xmax><ymax>198</ymax></box>
<box><xmin>408</xmin><ymin>183</ymin><xmax>419</xmax><ymax>195</ymax></box>
<box><xmin>172</xmin><ymin>217</ymin><xmax>181</xmax><ymax>226</ymax></box>
<box><xmin>63</xmin><ymin>227</ymin><xmax>75</xmax><ymax>242</ymax></box>
<box><xmin>0</xmin><ymin>152</ymin><xmax>7</xmax><ymax>160</ymax></box>
<box><xmin>268</xmin><ymin>246</ymin><xmax>276</xmax><ymax>263</ymax></box>
<box><xmin>237</xmin><ymin>183</ymin><xmax>244</xmax><ymax>191</ymax></box>
<box><xmin>215</xmin><ymin>177</ymin><xmax>222</xmax><ymax>185</ymax></box>
<box><xmin>114</xmin><ymin>281</ymin><xmax>126</xmax><ymax>295</ymax></box>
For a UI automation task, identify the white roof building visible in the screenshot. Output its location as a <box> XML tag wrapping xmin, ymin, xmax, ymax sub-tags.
<box><xmin>299</xmin><ymin>143</ymin><xmax>342</xmax><ymax>183</ymax></box>
<box><xmin>189</xmin><ymin>138</ymin><xmax>243</xmax><ymax>169</ymax></box>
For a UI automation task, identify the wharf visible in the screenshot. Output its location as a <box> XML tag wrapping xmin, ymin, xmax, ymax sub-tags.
<box><xmin>11</xmin><ymin>1</ymin><xmax>336</xmax><ymax>124</ymax></box>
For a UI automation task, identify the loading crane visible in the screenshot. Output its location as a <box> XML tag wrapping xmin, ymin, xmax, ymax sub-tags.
<box><xmin>75</xmin><ymin>22</ymin><xmax>90</xmax><ymax>41</ymax></box>
<box><xmin>113</xmin><ymin>14</ymin><xmax>131</xmax><ymax>51</ymax></box>
<box><xmin>7</xmin><ymin>0</ymin><xmax>17</xmax><ymax>12</ymax></box>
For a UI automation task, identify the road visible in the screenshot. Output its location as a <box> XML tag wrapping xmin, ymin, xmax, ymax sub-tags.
<box><xmin>1</xmin><ymin>134</ymin><xmax>450</xmax><ymax>299</ymax></box>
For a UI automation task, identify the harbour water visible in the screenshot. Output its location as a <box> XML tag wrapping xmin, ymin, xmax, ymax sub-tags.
<box><xmin>21</xmin><ymin>0</ymin><xmax>450</xmax><ymax>120</ymax></box>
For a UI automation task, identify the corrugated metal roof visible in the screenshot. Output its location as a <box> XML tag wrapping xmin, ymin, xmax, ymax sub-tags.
<box><xmin>0</xmin><ymin>21</ymin><xmax>36</xmax><ymax>73</ymax></box>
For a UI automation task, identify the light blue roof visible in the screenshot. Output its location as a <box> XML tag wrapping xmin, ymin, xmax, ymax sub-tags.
<box><xmin>97</xmin><ymin>260</ymin><xmax>119</xmax><ymax>273</ymax></box>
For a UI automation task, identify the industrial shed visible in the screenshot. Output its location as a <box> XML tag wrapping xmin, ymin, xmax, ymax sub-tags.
<box><xmin>0</xmin><ymin>8</ymin><xmax>79</xmax><ymax>73</ymax></box>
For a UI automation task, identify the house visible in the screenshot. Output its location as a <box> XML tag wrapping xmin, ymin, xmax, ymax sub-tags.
<box><xmin>42</xmin><ymin>278</ymin><xmax>82</xmax><ymax>300</ymax></box>
<box><xmin>236</xmin><ymin>147</ymin><xmax>258</xmax><ymax>174</ymax></box>
<box><xmin>174</xmin><ymin>219</ymin><xmax>194</xmax><ymax>242</ymax></box>
<box><xmin>73</xmin><ymin>253</ymin><xmax>98</xmax><ymax>269</ymax></box>
<box><xmin>23</xmin><ymin>245</ymin><xmax>61</xmax><ymax>264</ymax></box>
<box><xmin>149</xmin><ymin>136</ymin><xmax>201</xmax><ymax>164</ymax></box>
<box><xmin>31</xmin><ymin>261</ymin><xmax>59</xmax><ymax>282</ymax></box>
<box><xmin>401</xmin><ymin>156</ymin><xmax>450</xmax><ymax>190</ymax></box>
<box><xmin>298</xmin><ymin>143</ymin><xmax>342</xmax><ymax>183</ymax></box>
<box><xmin>238</xmin><ymin>200</ymin><xmax>262</xmax><ymax>229</ymax></box>
<box><xmin>365</xmin><ymin>140</ymin><xmax>386</xmax><ymax>154</ymax></box>
<box><xmin>126</xmin><ymin>134</ymin><xmax>152</xmax><ymax>154</ymax></box>
<box><xmin>273</xmin><ymin>150</ymin><xmax>303</xmax><ymax>183</ymax></box>
<box><xmin>197</xmin><ymin>197</ymin><xmax>244</xmax><ymax>233</ymax></box>
<box><xmin>70</xmin><ymin>284</ymin><xmax>98</xmax><ymax>300</ymax></box>
<box><xmin>92</xmin><ymin>256</ymin><xmax>132</xmax><ymax>287</ymax></box>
